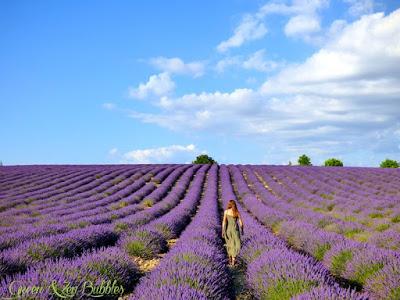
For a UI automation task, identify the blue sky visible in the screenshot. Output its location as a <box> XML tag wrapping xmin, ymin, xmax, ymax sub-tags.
<box><xmin>1</xmin><ymin>0</ymin><xmax>399</xmax><ymax>166</ymax></box>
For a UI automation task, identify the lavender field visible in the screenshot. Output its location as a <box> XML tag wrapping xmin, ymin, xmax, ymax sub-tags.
<box><xmin>0</xmin><ymin>164</ymin><xmax>399</xmax><ymax>299</ymax></box>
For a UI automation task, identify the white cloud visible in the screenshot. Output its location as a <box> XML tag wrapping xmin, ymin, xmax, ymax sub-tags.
<box><xmin>129</xmin><ymin>9</ymin><xmax>400</xmax><ymax>163</ymax></box>
<box><xmin>128</xmin><ymin>72</ymin><xmax>175</xmax><ymax>99</ymax></box>
<box><xmin>217</xmin><ymin>0</ymin><xmax>330</xmax><ymax>48</ymax></box>
<box><xmin>259</xmin><ymin>0</ymin><xmax>329</xmax><ymax>16</ymax></box>
<box><xmin>215</xmin><ymin>56</ymin><xmax>242</xmax><ymax>73</ymax></box>
<box><xmin>109</xmin><ymin>148</ymin><xmax>118</xmax><ymax>156</ymax></box>
<box><xmin>217</xmin><ymin>14</ymin><xmax>267</xmax><ymax>52</ymax></box>
<box><xmin>260</xmin><ymin>11</ymin><xmax>400</xmax><ymax>90</ymax></box>
<box><xmin>344</xmin><ymin>0</ymin><xmax>374</xmax><ymax>17</ymax></box>
<box><xmin>215</xmin><ymin>49</ymin><xmax>279</xmax><ymax>73</ymax></box>
<box><xmin>242</xmin><ymin>49</ymin><xmax>279</xmax><ymax>72</ymax></box>
<box><xmin>149</xmin><ymin>57</ymin><xmax>205</xmax><ymax>78</ymax></box>
<box><xmin>102</xmin><ymin>103</ymin><xmax>116</xmax><ymax>110</ymax></box>
<box><xmin>121</xmin><ymin>144</ymin><xmax>198</xmax><ymax>163</ymax></box>
<box><xmin>284</xmin><ymin>14</ymin><xmax>321</xmax><ymax>36</ymax></box>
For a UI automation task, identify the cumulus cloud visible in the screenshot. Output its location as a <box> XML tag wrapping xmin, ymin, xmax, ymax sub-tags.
<box><xmin>121</xmin><ymin>144</ymin><xmax>199</xmax><ymax>163</ymax></box>
<box><xmin>217</xmin><ymin>0</ymin><xmax>329</xmax><ymax>49</ymax></box>
<box><xmin>215</xmin><ymin>56</ymin><xmax>242</xmax><ymax>73</ymax></box>
<box><xmin>149</xmin><ymin>57</ymin><xmax>205</xmax><ymax>78</ymax></box>
<box><xmin>215</xmin><ymin>49</ymin><xmax>279</xmax><ymax>73</ymax></box>
<box><xmin>130</xmin><ymin>9</ymin><xmax>400</xmax><ymax>163</ymax></box>
<box><xmin>217</xmin><ymin>14</ymin><xmax>268</xmax><ymax>52</ymax></box>
<box><xmin>344</xmin><ymin>0</ymin><xmax>374</xmax><ymax>17</ymax></box>
<box><xmin>263</xmin><ymin>0</ymin><xmax>328</xmax><ymax>39</ymax></box>
<box><xmin>260</xmin><ymin>11</ymin><xmax>400</xmax><ymax>91</ymax></box>
<box><xmin>128</xmin><ymin>72</ymin><xmax>175</xmax><ymax>99</ymax></box>
<box><xmin>242</xmin><ymin>50</ymin><xmax>279</xmax><ymax>72</ymax></box>
<box><xmin>284</xmin><ymin>14</ymin><xmax>321</xmax><ymax>36</ymax></box>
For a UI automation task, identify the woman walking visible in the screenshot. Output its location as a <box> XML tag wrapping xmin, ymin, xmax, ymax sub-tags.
<box><xmin>222</xmin><ymin>199</ymin><xmax>244</xmax><ymax>267</ymax></box>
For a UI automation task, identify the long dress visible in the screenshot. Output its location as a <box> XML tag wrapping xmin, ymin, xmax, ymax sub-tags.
<box><xmin>223</xmin><ymin>214</ymin><xmax>241</xmax><ymax>257</ymax></box>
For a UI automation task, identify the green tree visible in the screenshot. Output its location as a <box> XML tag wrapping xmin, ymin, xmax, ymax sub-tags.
<box><xmin>380</xmin><ymin>159</ymin><xmax>399</xmax><ymax>168</ymax></box>
<box><xmin>324</xmin><ymin>158</ymin><xmax>343</xmax><ymax>167</ymax></box>
<box><xmin>298</xmin><ymin>154</ymin><xmax>312</xmax><ymax>166</ymax></box>
<box><xmin>192</xmin><ymin>154</ymin><xmax>217</xmax><ymax>164</ymax></box>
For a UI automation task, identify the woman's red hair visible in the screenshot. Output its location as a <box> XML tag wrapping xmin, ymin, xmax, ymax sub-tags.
<box><xmin>227</xmin><ymin>199</ymin><xmax>239</xmax><ymax>218</ymax></box>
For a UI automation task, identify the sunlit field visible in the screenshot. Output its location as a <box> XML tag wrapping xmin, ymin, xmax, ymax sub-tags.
<box><xmin>1</xmin><ymin>164</ymin><xmax>399</xmax><ymax>299</ymax></box>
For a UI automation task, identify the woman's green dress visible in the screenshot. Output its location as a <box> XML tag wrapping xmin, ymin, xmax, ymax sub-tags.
<box><xmin>223</xmin><ymin>215</ymin><xmax>241</xmax><ymax>257</ymax></box>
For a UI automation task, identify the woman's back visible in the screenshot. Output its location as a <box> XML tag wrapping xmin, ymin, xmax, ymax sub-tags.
<box><xmin>223</xmin><ymin>209</ymin><xmax>241</xmax><ymax>258</ymax></box>
<box><xmin>222</xmin><ymin>199</ymin><xmax>244</xmax><ymax>266</ymax></box>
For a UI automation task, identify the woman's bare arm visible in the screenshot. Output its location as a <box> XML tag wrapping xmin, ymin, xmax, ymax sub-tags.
<box><xmin>222</xmin><ymin>210</ymin><xmax>227</xmax><ymax>238</ymax></box>
<box><xmin>238</xmin><ymin>213</ymin><xmax>244</xmax><ymax>233</ymax></box>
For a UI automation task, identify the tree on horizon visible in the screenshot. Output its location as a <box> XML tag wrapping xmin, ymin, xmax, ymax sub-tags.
<box><xmin>324</xmin><ymin>158</ymin><xmax>344</xmax><ymax>167</ymax></box>
<box><xmin>298</xmin><ymin>154</ymin><xmax>312</xmax><ymax>166</ymax></box>
<box><xmin>192</xmin><ymin>154</ymin><xmax>217</xmax><ymax>164</ymax></box>
<box><xmin>380</xmin><ymin>159</ymin><xmax>399</xmax><ymax>168</ymax></box>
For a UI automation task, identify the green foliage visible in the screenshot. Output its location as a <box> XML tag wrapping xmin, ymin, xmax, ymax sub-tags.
<box><xmin>353</xmin><ymin>232</ymin><xmax>371</xmax><ymax>243</ymax></box>
<box><xmin>380</xmin><ymin>159</ymin><xmax>399</xmax><ymax>168</ymax></box>
<box><xmin>376</xmin><ymin>224</ymin><xmax>390</xmax><ymax>232</ymax></box>
<box><xmin>67</xmin><ymin>221</ymin><xmax>89</xmax><ymax>229</ymax></box>
<box><xmin>390</xmin><ymin>287</ymin><xmax>400</xmax><ymax>300</ymax></box>
<box><xmin>110</xmin><ymin>201</ymin><xmax>129</xmax><ymax>210</ymax></box>
<box><xmin>317</xmin><ymin>218</ymin><xmax>331</xmax><ymax>229</ymax></box>
<box><xmin>112</xmin><ymin>177</ymin><xmax>124</xmax><ymax>185</ymax></box>
<box><xmin>369</xmin><ymin>212</ymin><xmax>384</xmax><ymax>218</ymax></box>
<box><xmin>114</xmin><ymin>222</ymin><xmax>129</xmax><ymax>233</ymax></box>
<box><xmin>30</xmin><ymin>211</ymin><xmax>41</xmax><ymax>217</ymax></box>
<box><xmin>87</xmin><ymin>261</ymin><xmax>120</xmax><ymax>283</ymax></box>
<box><xmin>151</xmin><ymin>177</ymin><xmax>161</xmax><ymax>184</ymax></box>
<box><xmin>124</xmin><ymin>230</ymin><xmax>167</xmax><ymax>259</ymax></box>
<box><xmin>143</xmin><ymin>199</ymin><xmax>153</xmax><ymax>207</ymax></box>
<box><xmin>320</xmin><ymin>193</ymin><xmax>334</xmax><ymax>200</ymax></box>
<box><xmin>351</xmin><ymin>262</ymin><xmax>384</xmax><ymax>285</ymax></box>
<box><xmin>155</xmin><ymin>223</ymin><xmax>172</xmax><ymax>239</ymax></box>
<box><xmin>271</xmin><ymin>221</ymin><xmax>282</xmax><ymax>234</ymax></box>
<box><xmin>261</xmin><ymin>279</ymin><xmax>317</xmax><ymax>300</ymax></box>
<box><xmin>324</xmin><ymin>158</ymin><xmax>343</xmax><ymax>167</ymax></box>
<box><xmin>192</xmin><ymin>154</ymin><xmax>216</xmax><ymax>164</ymax></box>
<box><xmin>344</xmin><ymin>215</ymin><xmax>357</xmax><ymax>222</ymax></box>
<box><xmin>174</xmin><ymin>253</ymin><xmax>209</xmax><ymax>266</ymax></box>
<box><xmin>27</xmin><ymin>243</ymin><xmax>59</xmax><ymax>261</ymax></box>
<box><xmin>125</xmin><ymin>241</ymin><xmax>149</xmax><ymax>257</ymax></box>
<box><xmin>326</xmin><ymin>204</ymin><xmax>335</xmax><ymax>211</ymax></box>
<box><xmin>391</xmin><ymin>214</ymin><xmax>400</xmax><ymax>223</ymax></box>
<box><xmin>331</xmin><ymin>250</ymin><xmax>353</xmax><ymax>276</ymax></box>
<box><xmin>344</xmin><ymin>228</ymin><xmax>363</xmax><ymax>238</ymax></box>
<box><xmin>297</xmin><ymin>154</ymin><xmax>311</xmax><ymax>166</ymax></box>
<box><xmin>314</xmin><ymin>244</ymin><xmax>331</xmax><ymax>261</ymax></box>
<box><xmin>25</xmin><ymin>197</ymin><xmax>35</xmax><ymax>204</ymax></box>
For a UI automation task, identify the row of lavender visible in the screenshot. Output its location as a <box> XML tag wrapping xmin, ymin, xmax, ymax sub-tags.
<box><xmin>240</xmin><ymin>165</ymin><xmax>400</xmax><ymax>252</ymax></box>
<box><xmin>0</xmin><ymin>165</ymin><xmax>202</xmax><ymax>278</ymax></box>
<box><xmin>0</xmin><ymin>165</ymin><xmax>176</xmax><ymax>249</ymax></box>
<box><xmin>254</xmin><ymin>165</ymin><xmax>400</xmax><ymax>246</ymax></box>
<box><xmin>128</xmin><ymin>164</ymin><xmax>232</xmax><ymax>299</ymax></box>
<box><xmin>2</xmin><ymin>166</ymin><xmax>212</xmax><ymax>299</ymax></box>
<box><xmin>220</xmin><ymin>165</ymin><xmax>368</xmax><ymax>300</ymax></box>
<box><xmin>229</xmin><ymin>165</ymin><xmax>400</xmax><ymax>299</ymax></box>
<box><xmin>1</xmin><ymin>164</ymin><xmax>400</xmax><ymax>299</ymax></box>
<box><xmin>0</xmin><ymin>164</ymin><xmax>212</xmax><ymax>298</ymax></box>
